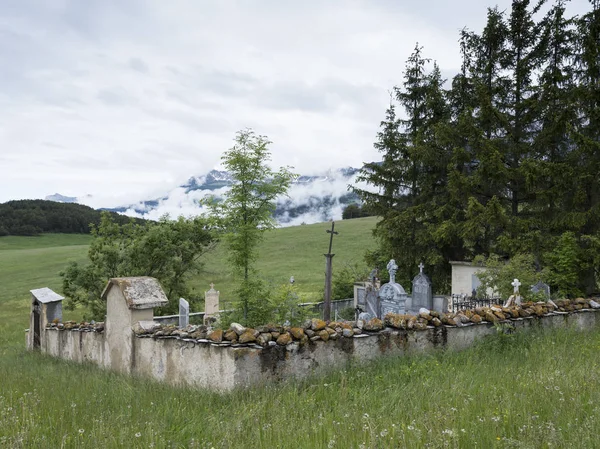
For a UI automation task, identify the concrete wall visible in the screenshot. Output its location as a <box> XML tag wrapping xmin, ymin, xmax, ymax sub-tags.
<box><xmin>105</xmin><ymin>287</ymin><xmax>153</xmax><ymax>375</ymax></box>
<box><xmin>37</xmin><ymin>310</ymin><xmax>600</xmax><ymax>391</ymax></box>
<box><xmin>133</xmin><ymin>338</ymin><xmax>238</xmax><ymax>391</ymax></box>
<box><xmin>43</xmin><ymin>329</ymin><xmax>106</xmax><ymax>365</ymax></box>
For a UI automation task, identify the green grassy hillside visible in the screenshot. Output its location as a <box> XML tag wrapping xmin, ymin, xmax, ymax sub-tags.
<box><xmin>0</xmin><ymin>217</ymin><xmax>378</xmax><ymax>306</ymax></box>
<box><xmin>191</xmin><ymin>216</ymin><xmax>378</xmax><ymax>302</ymax></box>
<box><xmin>0</xmin><ymin>233</ymin><xmax>92</xmax><ymax>251</ymax></box>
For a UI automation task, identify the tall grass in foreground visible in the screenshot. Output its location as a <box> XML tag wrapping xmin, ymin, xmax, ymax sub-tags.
<box><xmin>1</xmin><ymin>325</ymin><xmax>599</xmax><ymax>448</ymax></box>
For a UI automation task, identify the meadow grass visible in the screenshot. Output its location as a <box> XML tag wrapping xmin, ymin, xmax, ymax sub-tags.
<box><xmin>0</xmin><ymin>234</ymin><xmax>91</xmax><ymax>251</ymax></box>
<box><xmin>1</xmin><ymin>325</ymin><xmax>599</xmax><ymax>448</ymax></box>
<box><xmin>0</xmin><ymin>217</ymin><xmax>378</xmax><ymax>304</ymax></box>
<box><xmin>2</xmin><ymin>222</ymin><xmax>600</xmax><ymax>448</ymax></box>
<box><xmin>189</xmin><ymin>216</ymin><xmax>379</xmax><ymax>302</ymax></box>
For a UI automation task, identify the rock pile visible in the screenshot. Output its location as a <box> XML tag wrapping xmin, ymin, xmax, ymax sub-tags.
<box><xmin>46</xmin><ymin>320</ymin><xmax>105</xmax><ymax>332</ymax></box>
<box><xmin>46</xmin><ymin>297</ymin><xmax>600</xmax><ymax>349</ymax></box>
<box><xmin>384</xmin><ymin>297</ymin><xmax>598</xmax><ymax>330</ymax></box>
<box><xmin>127</xmin><ymin>317</ymin><xmax>375</xmax><ymax>347</ymax></box>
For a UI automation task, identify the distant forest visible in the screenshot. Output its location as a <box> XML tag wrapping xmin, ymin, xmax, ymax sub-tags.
<box><xmin>0</xmin><ymin>200</ymin><xmax>144</xmax><ymax>236</ymax></box>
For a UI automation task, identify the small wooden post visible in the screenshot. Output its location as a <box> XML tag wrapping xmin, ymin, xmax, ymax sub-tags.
<box><xmin>324</xmin><ymin>254</ymin><xmax>335</xmax><ymax>321</ymax></box>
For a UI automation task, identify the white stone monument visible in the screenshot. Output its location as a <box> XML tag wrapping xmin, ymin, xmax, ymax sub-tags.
<box><xmin>204</xmin><ymin>283</ymin><xmax>220</xmax><ymax>324</ymax></box>
<box><xmin>378</xmin><ymin>259</ymin><xmax>409</xmax><ymax>316</ymax></box>
<box><xmin>504</xmin><ymin>278</ymin><xmax>522</xmax><ymax>307</ymax></box>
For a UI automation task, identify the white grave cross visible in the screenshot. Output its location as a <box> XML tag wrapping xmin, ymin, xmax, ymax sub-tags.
<box><xmin>511</xmin><ymin>278</ymin><xmax>521</xmax><ymax>294</ymax></box>
<box><xmin>418</xmin><ymin>262</ymin><xmax>424</xmax><ymax>274</ymax></box>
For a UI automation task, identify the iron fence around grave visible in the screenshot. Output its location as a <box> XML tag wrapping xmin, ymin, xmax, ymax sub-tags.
<box><xmin>450</xmin><ymin>294</ymin><xmax>503</xmax><ymax>313</ymax></box>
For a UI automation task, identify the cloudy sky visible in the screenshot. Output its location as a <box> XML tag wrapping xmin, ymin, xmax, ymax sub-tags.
<box><xmin>0</xmin><ymin>0</ymin><xmax>590</xmax><ymax>206</ymax></box>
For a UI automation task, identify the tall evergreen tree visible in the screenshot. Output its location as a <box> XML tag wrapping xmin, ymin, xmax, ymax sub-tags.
<box><xmin>529</xmin><ymin>1</ymin><xmax>577</xmax><ymax>247</ymax></box>
<box><xmin>459</xmin><ymin>6</ymin><xmax>510</xmax><ymax>257</ymax></box>
<box><xmin>357</xmin><ymin>1</ymin><xmax>600</xmax><ymax>295</ymax></box>
<box><xmin>570</xmin><ymin>0</ymin><xmax>600</xmax><ymax>293</ymax></box>
<box><xmin>354</xmin><ymin>45</ymin><xmax>451</xmax><ymax>288</ymax></box>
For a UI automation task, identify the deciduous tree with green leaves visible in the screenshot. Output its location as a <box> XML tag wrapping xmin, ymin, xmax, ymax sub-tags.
<box><xmin>201</xmin><ymin>129</ymin><xmax>297</xmax><ymax>325</ymax></box>
<box><xmin>61</xmin><ymin>213</ymin><xmax>214</xmax><ymax>319</ymax></box>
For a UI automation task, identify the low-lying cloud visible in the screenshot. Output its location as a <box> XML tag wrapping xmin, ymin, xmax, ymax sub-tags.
<box><xmin>78</xmin><ymin>169</ymin><xmax>372</xmax><ymax>226</ymax></box>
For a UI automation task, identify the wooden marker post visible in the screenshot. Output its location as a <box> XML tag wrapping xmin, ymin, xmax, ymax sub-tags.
<box><xmin>323</xmin><ymin>221</ymin><xmax>339</xmax><ymax>321</ymax></box>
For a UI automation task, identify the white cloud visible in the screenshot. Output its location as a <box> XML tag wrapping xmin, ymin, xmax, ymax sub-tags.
<box><xmin>0</xmin><ymin>0</ymin><xmax>591</xmax><ymax>204</ymax></box>
<box><xmin>77</xmin><ymin>169</ymin><xmax>373</xmax><ymax>226</ymax></box>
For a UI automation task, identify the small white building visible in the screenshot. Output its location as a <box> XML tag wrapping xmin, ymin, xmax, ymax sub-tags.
<box><xmin>450</xmin><ymin>261</ymin><xmax>494</xmax><ymax>296</ymax></box>
<box><xmin>28</xmin><ymin>287</ymin><xmax>64</xmax><ymax>350</ymax></box>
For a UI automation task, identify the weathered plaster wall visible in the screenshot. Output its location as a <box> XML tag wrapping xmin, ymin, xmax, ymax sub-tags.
<box><xmin>37</xmin><ymin>310</ymin><xmax>600</xmax><ymax>391</ymax></box>
<box><xmin>105</xmin><ymin>287</ymin><xmax>153</xmax><ymax>375</ymax></box>
<box><xmin>43</xmin><ymin>329</ymin><xmax>105</xmax><ymax>365</ymax></box>
<box><xmin>232</xmin><ymin>311</ymin><xmax>600</xmax><ymax>388</ymax></box>
<box><xmin>133</xmin><ymin>338</ymin><xmax>238</xmax><ymax>391</ymax></box>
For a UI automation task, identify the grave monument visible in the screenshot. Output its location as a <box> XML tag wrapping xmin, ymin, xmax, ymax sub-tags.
<box><xmin>378</xmin><ymin>259</ymin><xmax>409</xmax><ymax>316</ymax></box>
<box><xmin>409</xmin><ymin>262</ymin><xmax>433</xmax><ymax>314</ymax></box>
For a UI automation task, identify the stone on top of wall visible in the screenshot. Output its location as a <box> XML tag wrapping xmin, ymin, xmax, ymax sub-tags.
<box><xmin>46</xmin><ymin>320</ymin><xmax>105</xmax><ymax>332</ymax></box>
<box><xmin>45</xmin><ymin>297</ymin><xmax>600</xmax><ymax>352</ymax></box>
<box><xmin>101</xmin><ymin>277</ymin><xmax>168</xmax><ymax>310</ymax></box>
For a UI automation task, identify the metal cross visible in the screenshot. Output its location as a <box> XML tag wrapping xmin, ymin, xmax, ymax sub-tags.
<box><xmin>418</xmin><ymin>262</ymin><xmax>424</xmax><ymax>274</ymax></box>
<box><xmin>326</xmin><ymin>221</ymin><xmax>339</xmax><ymax>255</ymax></box>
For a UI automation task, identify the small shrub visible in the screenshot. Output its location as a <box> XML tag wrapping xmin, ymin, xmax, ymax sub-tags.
<box><xmin>474</xmin><ymin>253</ymin><xmax>547</xmax><ymax>301</ymax></box>
<box><xmin>337</xmin><ymin>306</ymin><xmax>356</xmax><ymax>321</ymax></box>
<box><xmin>331</xmin><ymin>262</ymin><xmax>371</xmax><ymax>300</ymax></box>
<box><xmin>544</xmin><ymin>232</ymin><xmax>584</xmax><ymax>298</ymax></box>
<box><xmin>219</xmin><ymin>280</ymin><xmax>310</xmax><ymax>328</ymax></box>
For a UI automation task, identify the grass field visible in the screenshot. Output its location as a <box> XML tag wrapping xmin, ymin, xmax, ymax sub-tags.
<box><xmin>191</xmin><ymin>216</ymin><xmax>378</xmax><ymax>302</ymax></box>
<box><xmin>0</xmin><ymin>217</ymin><xmax>379</xmax><ymax>306</ymax></box>
<box><xmin>2</xmin><ymin>220</ymin><xmax>600</xmax><ymax>448</ymax></box>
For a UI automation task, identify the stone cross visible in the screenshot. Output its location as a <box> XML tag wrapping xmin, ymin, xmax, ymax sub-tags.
<box><xmin>511</xmin><ymin>278</ymin><xmax>521</xmax><ymax>294</ymax></box>
<box><xmin>418</xmin><ymin>262</ymin><xmax>424</xmax><ymax>274</ymax></box>
<box><xmin>179</xmin><ymin>298</ymin><xmax>189</xmax><ymax>328</ymax></box>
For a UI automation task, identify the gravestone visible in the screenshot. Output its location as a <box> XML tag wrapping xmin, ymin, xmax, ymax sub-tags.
<box><xmin>377</xmin><ymin>259</ymin><xmax>409</xmax><ymax>316</ymax></box>
<box><xmin>504</xmin><ymin>278</ymin><xmax>523</xmax><ymax>307</ymax></box>
<box><xmin>204</xmin><ymin>283</ymin><xmax>220</xmax><ymax>324</ymax></box>
<box><xmin>531</xmin><ymin>281</ymin><xmax>551</xmax><ymax>299</ymax></box>
<box><xmin>365</xmin><ymin>287</ymin><xmax>380</xmax><ymax>318</ymax></box>
<box><xmin>511</xmin><ymin>278</ymin><xmax>521</xmax><ymax>295</ymax></box>
<box><xmin>410</xmin><ymin>263</ymin><xmax>433</xmax><ymax>313</ymax></box>
<box><xmin>354</xmin><ymin>283</ymin><xmax>366</xmax><ymax>311</ymax></box>
<box><xmin>379</xmin><ymin>282</ymin><xmax>407</xmax><ymax>316</ymax></box>
<box><xmin>355</xmin><ymin>271</ymin><xmax>382</xmax><ymax>318</ymax></box>
<box><xmin>432</xmin><ymin>295</ymin><xmax>449</xmax><ymax>314</ymax></box>
<box><xmin>179</xmin><ymin>298</ymin><xmax>189</xmax><ymax>328</ymax></box>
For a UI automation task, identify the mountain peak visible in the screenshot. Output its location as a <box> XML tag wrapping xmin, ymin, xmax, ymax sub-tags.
<box><xmin>45</xmin><ymin>193</ymin><xmax>78</xmax><ymax>203</ymax></box>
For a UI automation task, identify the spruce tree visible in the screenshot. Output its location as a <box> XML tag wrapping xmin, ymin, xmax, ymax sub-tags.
<box><xmin>570</xmin><ymin>0</ymin><xmax>600</xmax><ymax>293</ymax></box>
<box><xmin>354</xmin><ymin>45</ymin><xmax>451</xmax><ymax>288</ymax></box>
